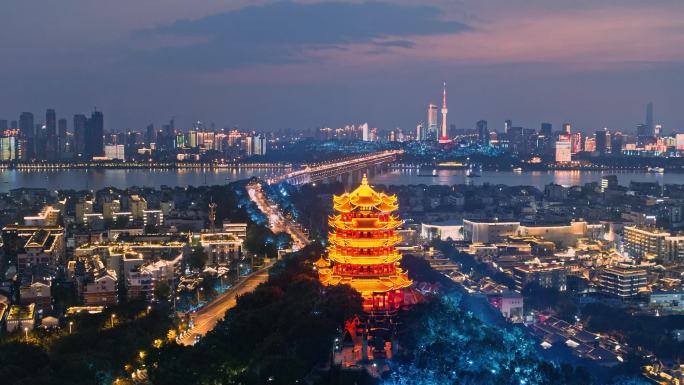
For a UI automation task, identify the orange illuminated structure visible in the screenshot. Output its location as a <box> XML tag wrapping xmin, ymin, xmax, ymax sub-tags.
<box><xmin>317</xmin><ymin>175</ymin><xmax>412</xmax><ymax>312</ymax></box>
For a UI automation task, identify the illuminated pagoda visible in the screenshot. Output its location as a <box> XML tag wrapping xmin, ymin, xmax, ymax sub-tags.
<box><xmin>317</xmin><ymin>175</ymin><xmax>412</xmax><ymax>312</ymax></box>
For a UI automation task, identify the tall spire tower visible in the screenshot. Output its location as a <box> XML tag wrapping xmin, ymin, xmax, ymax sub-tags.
<box><xmin>438</xmin><ymin>82</ymin><xmax>450</xmax><ymax>143</ymax></box>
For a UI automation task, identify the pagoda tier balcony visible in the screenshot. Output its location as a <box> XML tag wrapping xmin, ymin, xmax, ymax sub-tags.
<box><xmin>334</xmin><ymin>229</ymin><xmax>396</xmax><ymax>238</ymax></box>
<box><xmin>330</xmin><ymin>245</ymin><xmax>396</xmax><ymax>256</ymax></box>
<box><xmin>328</xmin><ymin>233</ymin><xmax>402</xmax><ymax>248</ymax></box>
<box><xmin>332</xmin><ymin>262</ymin><xmax>399</xmax><ymax>277</ymax></box>
<box><xmin>329</xmin><ymin>216</ymin><xmax>402</xmax><ymax>231</ymax></box>
<box><xmin>338</xmin><ymin>212</ymin><xmax>396</xmax><ymax>221</ymax></box>
<box><xmin>328</xmin><ymin>250</ymin><xmax>402</xmax><ymax>265</ymax></box>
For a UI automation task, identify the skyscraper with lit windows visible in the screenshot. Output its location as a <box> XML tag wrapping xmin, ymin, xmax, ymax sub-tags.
<box><xmin>427</xmin><ymin>104</ymin><xmax>438</xmax><ymax>140</ymax></box>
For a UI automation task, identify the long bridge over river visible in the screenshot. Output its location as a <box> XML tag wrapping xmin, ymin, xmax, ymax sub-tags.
<box><xmin>266</xmin><ymin>150</ymin><xmax>402</xmax><ymax>186</ymax></box>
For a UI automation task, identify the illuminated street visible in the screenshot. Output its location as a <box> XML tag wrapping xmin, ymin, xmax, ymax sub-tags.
<box><xmin>247</xmin><ymin>181</ymin><xmax>310</xmax><ymax>249</ymax></box>
<box><xmin>178</xmin><ymin>267</ymin><xmax>271</xmax><ymax>346</ymax></box>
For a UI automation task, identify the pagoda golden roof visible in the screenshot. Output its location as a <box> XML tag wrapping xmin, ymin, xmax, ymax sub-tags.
<box><xmin>313</xmin><ymin>256</ymin><xmax>331</xmax><ymax>269</ymax></box>
<box><xmin>333</xmin><ymin>175</ymin><xmax>398</xmax><ymax>213</ymax></box>
<box><xmin>319</xmin><ymin>271</ymin><xmax>412</xmax><ymax>294</ymax></box>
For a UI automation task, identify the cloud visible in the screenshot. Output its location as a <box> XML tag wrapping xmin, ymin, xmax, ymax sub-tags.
<box><xmin>132</xmin><ymin>1</ymin><xmax>469</xmax><ymax>70</ymax></box>
<box><xmin>374</xmin><ymin>39</ymin><xmax>416</xmax><ymax>49</ymax></box>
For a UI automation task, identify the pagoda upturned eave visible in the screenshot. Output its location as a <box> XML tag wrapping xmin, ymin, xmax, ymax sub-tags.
<box><xmin>318</xmin><ymin>271</ymin><xmax>412</xmax><ymax>294</ymax></box>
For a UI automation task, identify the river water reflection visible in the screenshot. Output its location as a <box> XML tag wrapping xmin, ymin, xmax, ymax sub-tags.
<box><xmin>0</xmin><ymin>167</ymin><xmax>680</xmax><ymax>192</ymax></box>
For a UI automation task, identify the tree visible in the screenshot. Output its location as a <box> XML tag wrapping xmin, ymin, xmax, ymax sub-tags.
<box><xmin>147</xmin><ymin>248</ymin><xmax>364</xmax><ymax>385</ymax></box>
<box><xmin>187</xmin><ymin>247</ymin><xmax>208</xmax><ymax>270</ymax></box>
<box><xmin>154</xmin><ymin>281</ymin><xmax>171</xmax><ymax>302</ymax></box>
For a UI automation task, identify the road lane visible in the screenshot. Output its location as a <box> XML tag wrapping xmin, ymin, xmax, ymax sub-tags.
<box><xmin>178</xmin><ymin>267</ymin><xmax>271</xmax><ymax>345</ymax></box>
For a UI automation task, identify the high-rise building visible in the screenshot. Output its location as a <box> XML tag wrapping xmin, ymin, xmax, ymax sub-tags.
<box><xmin>73</xmin><ymin>114</ymin><xmax>87</xmax><ymax>157</ymax></box>
<box><xmin>370</xmin><ymin>127</ymin><xmax>378</xmax><ymax>142</ymax></box>
<box><xmin>45</xmin><ymin>109</ymin><xmax>57</xmax><ymax>160</ymax></box>
<box><xmin>85</xmin><ymin>110</ymin><xmax>104</xmax><ymax>158</ymax></box>
<box><xmin>476</xmin><ymin>120</ymin><xmax>488</xmax><ymax>145</ymax></box>
<box><xmin>571</xmin><ymin>132</ymin><xmax>583</xmax><ymax>154</ymax></box>
<box><xmin>58</xmin><ymin>118</ymin><xmax>67</xmax><ymax>155</ymax></box>
<box><xmin>145</xmin><ymin>124</ymin><xmax>155</xmax><ymax>145</ymax></box>
<box><xmin>316</xmin><ymin>175</ymin><xmax>412</xmax><ymax>311</ymax></box>
<box><xmin>245</xmin><ymin>136</ymin><xmax>254</xmax><ymax>156</ymax></box>
<box><xmin>676</xmin><ymin>134</ymin><xmax>684</xmax><ymax>151</ymax></box>
<box><xmin>540</xmin><ymin>122</ymin><xmax>552</xmax><ymax>136</ymax></box>
<box><xmin>584</xmin><ymin>137</ymin><xmax>596</xmax><ymax>152</ymax></box>
<box><xmin>562</xmin><ymin>123</ymin><xmax>571</xmax><ymax>135</ymax></box>
<box><xmin>427</xmin><ymin>104</ymin><xmax>438</xmax><ymax>140</ymax></box>
<box><xmin>0</xmin><ymin>135</ymin><xmax>18</xmax><ymax>161</ymax></box>
<box><xmin>0</xmin><ymin>120</ymin><xmax>7</xmax><ymax>131</ymax></box>
<box><xmin>361</xmin><ymin>123</ymin><xmax>370</xmax><ymax>142</ymax></box>
<box><xmin>104</xmin><ymin>144</ymin><xmax>125</xmax><ymax>160</ymax></box>
<box><xmin>636</xmin><ymin>123</ymin><xmax>651</xmax><ymax>147</ymax></box>
<box><xmin>19</xmin><ymin>112</ymin><xmax>34</xmax><ymax>159</ymax></box>
<box><xmin>610</xmin><ymin>132</ymin><xmax>624</xmax><ymax>155</ymax></box>
<box><xmin>254</xmin><ymin>134</ymin><xmax>267</xmax><ymax>156</ymax></box>
<box><xmin>188</xmin><ymin>130</ymin><xmax>198</xmax><ymax>148</ymax></box>
<box><xmin>438</xmin><ymin>82</ymin><xmax>450</xmax><ymax>143</ymax></box>
<box><xmin>646</xmin><ymin>102</ymin><xmax>654</xmax><ymax>135</ymax></box>
<box><xmin>555</xmin><ymin>140</ymin><xmax>572</xmax><ymax>162</ymax></box>
<box><xmin>595</xmin><ymin>129</ymin><xmax>608</xmax><ymax>154</ymax></box>
<box><xmin>415</xmin><ymin>122</ymin><xmax>425</xmax><ymax>141</ymax></box>
<box><xmin>504</xmin><ymin>120</ymin><xmax>512</xmax><ymax>134</ymax></box>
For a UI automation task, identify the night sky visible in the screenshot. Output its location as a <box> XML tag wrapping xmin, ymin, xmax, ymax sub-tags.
<box><xmin>2</xmin><ymin>0</ymin><xmax>683</xmax><ymax>133</ymax></box>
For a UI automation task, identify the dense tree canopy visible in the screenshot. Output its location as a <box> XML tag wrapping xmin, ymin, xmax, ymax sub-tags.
<box><xmin>147</xmin><ymin>245</ymin><xmax>363</xmax><ymax>385</ymax></box>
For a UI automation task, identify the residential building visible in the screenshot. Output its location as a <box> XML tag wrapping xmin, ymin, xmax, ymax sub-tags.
<box><xmin>129</xmin><ymin>195</ymin><xmax>147</xmax><ymax>220</ymax></box>
<box><xmin>513</xmin><ymin>264</ymin><xmax>568</xmax><ymax>291</ymax></box>
<box><xmin>17</xmin><ymin>228</ymin><xmax>65</xmax><ymax>274</ymax></box>
<box><xmin>199</xmin><ymin>232</ymin><xmax>243</xmax><ymax>266</ymax></box>
<box><xmin>75</xmin><ymin>198</ymin><xmax>94</xmax><ymax>224</ymax></box>
<box><xmin>598</xmin><ymin>266</ymin><xmax>647</xmax><ymax>298</ymax></box>
<box><xmin>19</xmin><ymin>278</ymin><xmax>51</xmax><ymax>309</ymax></box>
<box><xmin>623</xmin><ymin>226</ymin><xmax>669</xmax><ymax>259</ymax></box>
<box><xmin>23</xmin><ymin>206</ymin><xmax>61</xmax><ymax>226</ymax></box>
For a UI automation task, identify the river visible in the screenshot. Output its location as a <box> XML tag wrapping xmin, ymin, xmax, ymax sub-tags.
<box><xmin>0</xmin><ymin>167</ymin><xmax>680</xmax><ymax>192</ymax></box>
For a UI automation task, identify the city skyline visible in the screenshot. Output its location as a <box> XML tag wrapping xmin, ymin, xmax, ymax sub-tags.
<box><xmin>1</xmin><ymin>1</ymin><xmax>682</xmax><ymax>131</ymax></box>
<box><xmin>0</xmin><ymin>99</ymin><xmax>669</xmax><ymax>136</ymax></box>
<box><xmin>4</xmin><ymin>2</ymin><xmax>684</xmax><ymax>384</ymax></box>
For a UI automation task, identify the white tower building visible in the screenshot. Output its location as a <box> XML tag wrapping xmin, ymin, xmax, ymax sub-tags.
<box><xmin>438</xmin><ymin>82</ymin><xmax>450</xmax><ymax>143</ymax></box>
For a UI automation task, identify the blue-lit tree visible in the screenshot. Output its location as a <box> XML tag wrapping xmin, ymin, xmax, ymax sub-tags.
<box><xmin>384</xmin><ymin>293</ymin><xmax>591</xmax><ymax>385</ymax></box>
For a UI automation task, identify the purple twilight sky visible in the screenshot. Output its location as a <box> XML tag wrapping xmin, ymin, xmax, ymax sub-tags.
<box><xmin>1</xmin><ymin>0</ymin><xmax>683</xmax><ymax>134</ymax></box>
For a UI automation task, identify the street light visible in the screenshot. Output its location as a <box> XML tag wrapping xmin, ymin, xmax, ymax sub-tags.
<box><xmin>69</xmin><ymin>321</ymin><xmax>74</xmax><ymax>334</ymax></box>
<box><xmin>147</xmin><ymin>305</ymin><xmax>152</xmax><ymax>314</ymax></box>
<box><xmin>111</xmin><ymin>314</ymin><xmax>116</xmax><ymax>328</ymax></box>
<box><xmin>24</xmin><ymin>327</ymin><xmax>28</xmax><ymax>342</ymax></box>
